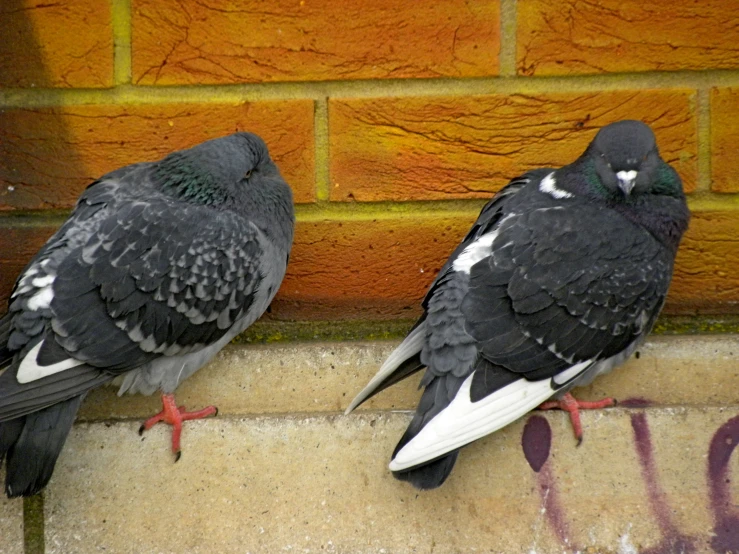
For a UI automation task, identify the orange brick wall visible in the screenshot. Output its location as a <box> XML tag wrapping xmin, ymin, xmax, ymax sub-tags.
<box><xmin>1</xmin><ymin>0</ymin><xmax>738</xmax><ymax>320</ymax></box>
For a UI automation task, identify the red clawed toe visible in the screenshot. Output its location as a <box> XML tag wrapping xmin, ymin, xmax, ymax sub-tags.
<box><xmin>538</xmin><ymin>392</ymin><xmax>616</xmax><ymax>445</ymax></box>
<box><xmin>139</xmin><ymin>393</ymin><xmax>218</xmax><ymax>461</ymax></box>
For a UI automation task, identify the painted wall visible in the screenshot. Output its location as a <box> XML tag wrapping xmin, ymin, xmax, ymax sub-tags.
<box><xmin>1</xmin><ymin>0</ymin><xmax>739</xmax><ymax>321</ymax></box>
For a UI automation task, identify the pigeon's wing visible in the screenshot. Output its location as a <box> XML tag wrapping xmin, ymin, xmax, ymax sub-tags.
<box><xmin>345</xmin><ymin>172</ymin><xmax>543</xmax><ymax>414</ymax></box>
<box><xmin>422</xmin><ymin>172</ymin><xmax>540</xmax><ymax>312</ymax></box>
<box><xmin>48</xmin><ymin>197</ymin><xmax>266</xmax><ymax>368</ymax></box>
<box><xmin>390</xmin><ymin>191</ymin><xmax>674</xmax><ymax>473</ymax></box>
<box><xmin>0</xmin><ymin>170</ymin><xmax>139</xmax><ymax>421</ymax></box>
<box><xmin>468</xmin><ymin>199</ymin><xmax>671</xmax><ymax>378</ymax></box>
<box><xmin>1</xmin><ymin>179</ymin><xmax>270</xmax><ymax>421</ymax></box>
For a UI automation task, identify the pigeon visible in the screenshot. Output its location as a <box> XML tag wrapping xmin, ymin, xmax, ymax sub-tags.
<box><xmin>346</xmin><ymin>120</ymin><xmax>690</xmax><ymax>490</ymax></box>
<box><xmin>0</xmin><ymin>132</ymin><xmax>294</xmax><ymax>497</ymax></box>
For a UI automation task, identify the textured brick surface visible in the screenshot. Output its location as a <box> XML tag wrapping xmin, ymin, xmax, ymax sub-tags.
<box><xmin>2</xmin><ymin>210</ymin><xmax>738</xmax><ymax>319</ymax></box>
<box><xmin>132</xmin><ymin>0</ymin><xmax>499</xmax><ymax>85</ymax></box>
<box><xmin>1</xmin><ymin>216</ymin><xmax>471</xmax><ymax>318</ymax></box>
<box><xmin>0</xmin><ymin>101</ymin><xmax>315</xmax><ymax>211</ymax></box>
<box><xmin>0</xmin><ymin>496</ymin><xmax>23</xmax><ymax>554</ymax></box>
<box><xmin>710</xmin><ymin>87</ymin><xmax>739</xmax><ymax>193</ymax></box>
<box><xmin>670</xmin><ymin>211</ymin><xmax>739</xmax><ymax>314</ymax></box>
<box><xmin>278</xmin><ymin>211</ymin><xmax>738</xmax><ymax>319</ymax></box>
<box><xmin>517</xmin><ymin>0</ymin><xmax>739</xmax><ymax>76</ymax></box>
<box><xmin>272</xmin><ymin>216</ymin><xmax>476</xmax><ymax>319</ymax></box>
<box><xmin>329</xmin><ymin>90</ymin><xmax>697</xmax><ymax>202</ymax></box>
<box><xmin>77</xmin><ymin>336</ymin><xmax>739</xmax><ymax>421</ymax></box>
<box><xmin>0</xmin><ymin>0</ymin><xmax>113</xmax><ymax>88</ymax></box>
<box><xmin>43</xmin><ymin>408</ymin><xmax>735</xmax><ymax>553</ymax></box>
<box><xmin>0</xmin><ymin>223</ymin><xmax>57</xmax><ymax>307</ymax></box>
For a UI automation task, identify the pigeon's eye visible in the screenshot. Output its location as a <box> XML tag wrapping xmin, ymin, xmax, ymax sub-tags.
<box><xmin>244</xmin><ymin>170</ymin><xmax>252</xmax><ymax>179</ymax></box>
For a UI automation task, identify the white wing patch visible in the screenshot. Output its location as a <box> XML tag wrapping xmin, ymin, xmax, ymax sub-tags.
<box><xmin>453</xmin><ymin>231</ymin><xmax>499</xmax><ymax>275</ymax></box>
<box><xmin>389</xmin><ymin>358</ymin><xmax>593</xmax><ymax>471</ymax></box>
<box><xmin>539</xmin><ymin>172</ymin><xmax>573</xmax><ymax>199</ymax></box>
<box><xmin>26</xmin><ymin>286</ymin><xmax>54</xmax><ymax>311</ymax></box>
<box><xmin>17</xmin><ymin>341</ymin><xmax>84</xmax><ymax>384</ymax></box>
<box><xmin>14</xmin><ymin>266</ymin><xmax>55</xmax><ymax>311</ymax></box>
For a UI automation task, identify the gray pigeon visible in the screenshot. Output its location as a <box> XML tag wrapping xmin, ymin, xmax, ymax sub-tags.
<box><xmin>346</xmin><ymin>120</ymin><xmax>690</xmax><ymax>490</ymax></box>
<box><xmin>0</xmin><ymin>132</ymin><xmax>294</xmax><ymax>497</ymax></box>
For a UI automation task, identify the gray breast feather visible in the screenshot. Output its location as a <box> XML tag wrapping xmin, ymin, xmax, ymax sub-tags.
<box><xmin>117</xmin><ymin>226</ymin><xmax>288</xmax><ymax>395</ymax></box>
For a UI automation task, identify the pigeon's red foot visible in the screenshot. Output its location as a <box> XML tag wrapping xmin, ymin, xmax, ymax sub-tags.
<box><xmin>138</xmin><ymin>393</ymin><xmax>218</xmax><ymax>461</ymax></box>
<box><xmin>538</xmin><ymin>392</ymin><xmax>616</xmax><ymax>445</ymax></box>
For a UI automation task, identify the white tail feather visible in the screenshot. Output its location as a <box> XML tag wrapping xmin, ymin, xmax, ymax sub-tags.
<box><xmin>389</xmin><ymin>358</ymin><xmax>593</xmax><ymax>471</ymax></box>
<box><xmin>345</xmin><ymin>322</ymin><xmax>426</xmax><ymax>414</ymax></box>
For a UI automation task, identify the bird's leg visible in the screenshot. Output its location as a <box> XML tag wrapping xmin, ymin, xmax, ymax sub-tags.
<box><xmin>138</xmin><ymin>393</ymin><xmax>218</xmax><ymax>461</ymax></box>
<box><xmin>538</xmin><ymin>392</ymin><xmax>616</xmax><ymax>445</ymax></box>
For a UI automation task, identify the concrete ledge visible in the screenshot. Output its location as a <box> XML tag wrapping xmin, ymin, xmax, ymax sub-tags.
<box><xmin>0</xmin><ymin>497</ymin><xmax>23</xmax><ymax>554</ymax></box>
<box><xmin>45</xmin><ymin>408</ymin><xmax>737</xmax><ymax>553</ymax></box>
<box><xmin>6</xmin><ymin>335</ymin><xmax>739</xmax><ymax>553</ymax></box>
<box><xmin>78</xmin><ymin>335</ymin><xmax>739</xmax><ymax>421</ymax></box>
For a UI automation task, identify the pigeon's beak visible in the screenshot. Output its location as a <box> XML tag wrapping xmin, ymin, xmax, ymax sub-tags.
<box><xmin>616</xmin><ymin>170</ymin><xmax>637</xmax><ymax>196</ymax></box>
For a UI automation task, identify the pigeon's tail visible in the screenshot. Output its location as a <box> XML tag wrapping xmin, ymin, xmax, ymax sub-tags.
<box><xmin>1</xmin><ymin>395</ymin><xmax>84</xmax><ymax>498</ymax></box>
<box><xmin>392</xmin><ymin>452</ymin><xmax>459</xmax><ymax>490</ymax></box>
<box><xmin>345</xmin><ymin>319</ymin><xmax>426</xmax><ymax>414</ymax></box>
<box><xmin>0</xmin><ymin>350</ymin><xmax>114</xmax><ymax>498</ymax></box>
<box><xmin>385</xmin><ymin>373</ymin><xmax>466</xmax><ymax>490</ymax></box>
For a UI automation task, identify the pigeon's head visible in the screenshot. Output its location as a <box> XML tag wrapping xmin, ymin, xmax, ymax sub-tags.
<box><xmin>206</xmin><ymin>132</ymin><xmax>285</xmax><ymax>190</ymax></box>
<box><xmin>157</xmin><ymin>132</ymin><xmax>279</xmax><ymax>200</ymax></box>
<box><xmin>155</xmin><ymin>132</ymin><xmax>294</xmax><ymax>246</ymax></box>
<box><xmin>586</xmin><ymin>120</ymin><xmax>664</xmax><ymax>198</ymax></box>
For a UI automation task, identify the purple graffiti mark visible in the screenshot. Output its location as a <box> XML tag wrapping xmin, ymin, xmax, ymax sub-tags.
<box><xmin>619</xmin><ymin>397</ymin><xmax>654</xmax><ymax>408</ymax></box>
<box><xmin>522</xmin><ymin>414</ymin><xmax>551</xmax><ymax>472</ymax></box>
<box><xmin>708</xmin><ymin>415</ymin><xmax>739</xmax><ymax>554</ymax></box>
<box><xmin>522</xmin><ymin>415</ymin><xmax>580</xmax><ymax>552</ymax></box>
<box><xmin>630</xmin><ymin>413</ymin><xmax>696</xmax><ymax>554</ymax></box>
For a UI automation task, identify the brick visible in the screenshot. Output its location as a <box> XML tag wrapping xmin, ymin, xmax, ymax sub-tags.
<box><xmin>710</xmin><ymin>88</ymin><xmax>739</xmax><ymax>192</ymax></box>
<box><xmin>330</xmin><ymin>90</ymin><xmax>697</xmax><ymax>202</ymax></box>
<box><xmin>0</xmin><ymin>0</ymin><xmax>112</xmax><ymax>88</ymax></box>
<box><xmin>78</xmin><ymin>336</ymin><xmax>739</xmax><ymax>421</ymax></box>
<box><xmin>44</xmin><ymin>409</ymin><xmax>731</xmax><ymax>552</ymax></box>
<box><xmin>0</xmin><ymin>101</ymin><xmax>315</xmax><ymax>211</ymax></box>
<box><xmin>274</xmin><ymin>211</ymin><xmax>735</xmax><ymax>320</ymax></box>
<box><xmin>668</xmin><ymin>211</ymin><xmax>739</xmax><ymax>315</ymax></box>
<box><xmin>131</xmin><ymin>0</ymin><xmax>499</xmax><ymax>85</ymax></box>
<box><xmin>2</xmin><ymin>210</ymin><xmax>737</xmax><ymax>321</ymax></box>
<box><xmin>0</xmin><ymin>496</ymin><xmax>23</xmax><ymax>554</ymax></box>
<box><xmin>271</xmin><ymin>216</ymin><xmax>476</xmax><ymax>319</ymax></box>
<box><xmin>517</xmin><ymin>0</ymin><xmax>739</xmax><ymax>76</ymax></box>
<box><xmin>0</xmin><ymin>223</ymin><xmax>57</xmax><ymax>307</ymax></box>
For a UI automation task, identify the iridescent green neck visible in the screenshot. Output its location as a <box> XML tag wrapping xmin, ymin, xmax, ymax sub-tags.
<box><xmin>156</xmin><ymin>153</ymin><xmax>228</xmax><ymax>206</ymax></box>
<box><xmin>580</xmin><ymin>158</ymin><xmax>611</xmax><ymax>198</ymax></box>
<box><xmin>651</xmin><ymin>163</ymin><xmax>683</xmax><ymax>198</ymax></box>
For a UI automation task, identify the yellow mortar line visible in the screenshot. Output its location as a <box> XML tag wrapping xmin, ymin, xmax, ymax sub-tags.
<box><xmin>292</xmin><ymin>196</ymin><xmax>739</xmax><ymax>220</ymax></box>
<box><xmin>696</xmin><ymin>89</ymin><xmax>712</xmax><ymax>193</ymax></box>
<box><xmin>1</xmin><ymin>195</ymin><xmax>736</xmax><ymax>230</ymax></box>
<box><xmin>3</xmin><ymin>71</ymin><xmax>739</xmax><ymax>108</ymax></box>
<box><xmin>112</xmin><ymin>0</ymin><xmax>132</xmax><ymax>86</ymax></box>
<box><xmin>498</xmin><ymin>0</ymin><xmax>517</xmax><ymax>77</ymax></box>
<box><xmin>314</xmin><ymin>98</ymin><xmax>330</xmax><ymax>201</ymax></box>
<box><xmin>685</xmin><ymin>193</ymin><xmax>739</xmax><ymax>211</ymax></box>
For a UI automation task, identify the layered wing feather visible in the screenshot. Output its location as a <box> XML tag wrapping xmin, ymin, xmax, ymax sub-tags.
<box><xmin>2</xmin><ymin>167</ymin><xmax>270</xmax><ymax>420</ymax></box>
